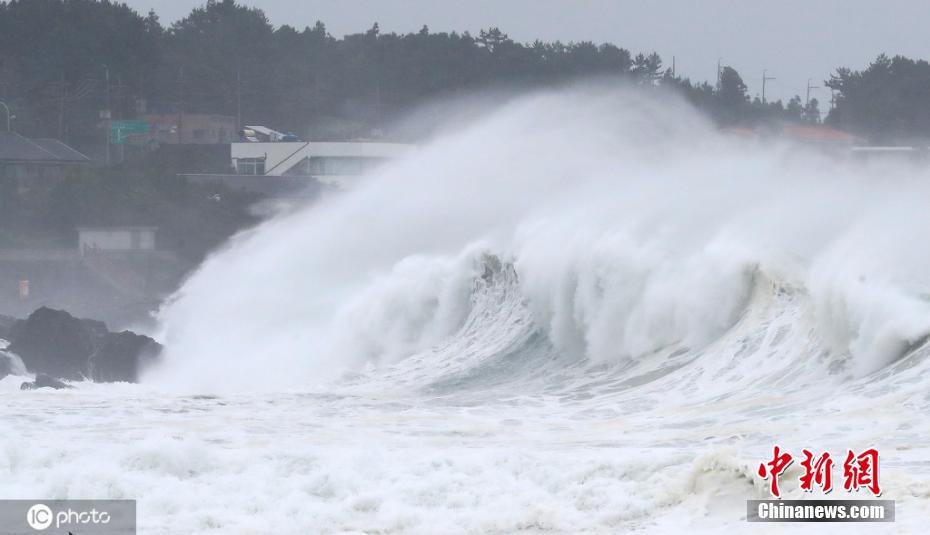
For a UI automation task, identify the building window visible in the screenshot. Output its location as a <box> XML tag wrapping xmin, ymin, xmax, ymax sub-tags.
<box><xmin>237</xmin><ymin>158</ymin><xmax>266</xmax><ymax>175</ymax></box>
<box><xmin>284</xmin><ymin>156</ymin><xmax>387</xmax><ymax>176</ymax></box>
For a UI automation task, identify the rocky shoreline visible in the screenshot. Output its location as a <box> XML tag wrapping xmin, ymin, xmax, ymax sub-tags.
<box><xmin>0</xmin><ymin>307</ymin><xmax>161</xmax><ymax>389</ymax></box>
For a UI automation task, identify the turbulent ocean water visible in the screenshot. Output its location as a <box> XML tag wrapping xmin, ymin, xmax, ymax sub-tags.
<box><xmin>2</xmin><ymin>87</ymin><xmax>930</xmax><ymax>533</ymax></box>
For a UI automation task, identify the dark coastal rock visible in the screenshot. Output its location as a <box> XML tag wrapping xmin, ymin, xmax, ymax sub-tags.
<box><xmin>89</xmin><ymin>331</ymin><xmax>162</xmax><ymax>383</ymax></box>
<box><xmin>6</xmin><ymin>307</ymin><xmax>161</xmax><ymax>383</ymax></box>
<box><xmin>20</xmin><ymin>373</ymin><xmax>72</xmax><ymax>390</ymax></box>
<box><xmin>7</xmin><ymin>307</ymin><xmax>96</xmax><ymax>380</ymax></box>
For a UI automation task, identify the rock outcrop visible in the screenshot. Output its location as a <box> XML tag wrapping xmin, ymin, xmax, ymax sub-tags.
<box><xmin>20</xmin><ymin>373</ymin><xmax>72</xmax><ymax>390</ymax></box>
<box><xmin>7</xmin><ymin>308</ymin><xmax>98</xmax><ymax>380</ymax></box>
<box><xmin>5</xmin><ymin>307</ymin><xmax>162</xmax><ymax>383</ymax></box>
<box><xmin>89</xmin><ymin>331</ymin><xmax>162</xmax><ymax>383</ymax></box>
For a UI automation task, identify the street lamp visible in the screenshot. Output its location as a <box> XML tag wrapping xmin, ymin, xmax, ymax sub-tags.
<box><xmin>0</xmin><ymin>100</ymin><xmax>13</xmax><ymax>132</ymax></box>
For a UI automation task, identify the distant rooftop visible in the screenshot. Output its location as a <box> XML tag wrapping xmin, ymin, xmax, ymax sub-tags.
<box><xmin>722</xmin><ymin>124</ymin><xmax>865</xmax><ymax>145</ymax></box>
<box><xmin>244</xmin><ymin>125</ymin><xmax>284</xmax><ymax>138</ymax></box>
<box><xmin>781</xmin><ymin>125</ymin><xmax>863</xmax><ymax>144</ymax></box>
<box><xmin>0</xmin><ymin>132</ymin><xmax>90</xmax><ymax>163</ymax></box>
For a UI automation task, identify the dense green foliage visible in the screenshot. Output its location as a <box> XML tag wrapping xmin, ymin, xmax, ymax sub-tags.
<box><xmin>0</xmin><ymin>0</ymin><xmax>159</xmax><ymax>143</ymax></box>
<box><xmin>826</xmin><ymin>54</ymin><xmax>930</xmax><ymax>142</ymax></box>
<box><xmin>0</xmin><ymin>0</ymin><xmax>848</xmax><ymax>150</ymax></box>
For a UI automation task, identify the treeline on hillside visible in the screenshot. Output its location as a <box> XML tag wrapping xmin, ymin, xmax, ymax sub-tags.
<box><xmin>0</xmin><ymin>0</ymin><xmax>926</xmax><ymax>147</ymax></box>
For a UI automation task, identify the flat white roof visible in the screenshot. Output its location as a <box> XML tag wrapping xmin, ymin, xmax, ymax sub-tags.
<box><xmin>77</xmin><ymin>226</ymin><xmax>158</xmax><ymax>231</ymax></box>
<box><xmin>230</xmin><ymin>141</ymin><xmax>412</xmax><ymax>176</ymax></box>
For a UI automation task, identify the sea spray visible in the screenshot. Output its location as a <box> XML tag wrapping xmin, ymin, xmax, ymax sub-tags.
<box><xmin>148</xmin><ymin>83</ymin><xmax>930</xmax><ymax>390</ymax></box>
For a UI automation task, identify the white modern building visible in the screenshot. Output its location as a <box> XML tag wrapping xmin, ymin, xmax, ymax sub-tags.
<box><xmin>78</xmin><ymin>227</ymin><xmax>157</xmax><ymax>254</ymax></box>
<box><xmin>230</xmin><ymin>141</ymin><xmax>411</xmax><ymax>187</ymax></box>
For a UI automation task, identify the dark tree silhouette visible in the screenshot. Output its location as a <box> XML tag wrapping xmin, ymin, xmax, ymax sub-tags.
<box><xmin>0</xmin><ymin>0</ymin><xmax>872</xmax><ymax>150</ymax></box>
<box><xmin>826</xmin><ymin>54</ymin><xmax>930</xmax><ymax>142</ymax></box>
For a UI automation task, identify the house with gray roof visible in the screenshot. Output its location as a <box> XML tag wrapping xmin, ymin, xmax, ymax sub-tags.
<box><xmin>0</xmin><ymin>131</ymin><xmax>91</xmax><ymax>188</ymax></box>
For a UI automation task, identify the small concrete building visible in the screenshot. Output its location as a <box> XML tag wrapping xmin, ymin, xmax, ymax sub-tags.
<box><xmin>78</xmin><ymin>227</ymin><xmax>157</xmax><ymax>254</ymax></box>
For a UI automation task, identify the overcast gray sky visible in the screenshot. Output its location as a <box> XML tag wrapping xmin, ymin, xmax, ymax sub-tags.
<box><xmin>131</xmin><ymin>0</ymin><xmax>930</xmax><ymax>103</ymax></box>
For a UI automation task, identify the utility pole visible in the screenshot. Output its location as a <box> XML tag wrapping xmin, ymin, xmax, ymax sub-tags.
<box><xmin>111</xmin><ymin>75</ymin><xmax>127</xmax><ymax>162</ymax></box>
<box><xmin>806</xmin><ymin>78</ymin><xmax>819</xmax><ymax>107</ymax></box>
<box><xmin>177</xmin><ymin>66</ymin><xmax>184</xmax><ymax>144</ymax></box>
<box><xmin>375</xmin><ymin>77</ymin><xmax>382</xmax><ymax>125</ymax></box>
<box><xmin>0</xmin><ymin>100</ymin><xmax>12</xmax><ymax>131</ymax></box>
<box><xmin>762</xmin><ymin>69</ymin><xmax>775</xmax><ymax>104</ymax></box>
<box><xmin>236</xmin><ymin>69</ymin><xmax>242</xmax><ymax>133</ymax></box>
<box><xmin>104</xmin><ymin>64</ymin><xmax>110</xmax><ymax>164</ymax></box>
<box><xmin>114</xmin><ymin>75</ymin><xmax>126</xmax><ymax>119</ymax></box>
<box><xmin>716</xmin><ymin>58</ymin><xmax>722</xmax><ymax>90</ymax></box>
<box><xmin>58</xmin><ymin>71</ymin><xmax>66</xmax><ymax>139</ymax></box>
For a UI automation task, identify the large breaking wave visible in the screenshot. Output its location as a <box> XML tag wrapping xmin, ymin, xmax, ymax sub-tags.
<box><xmin>6</xmin><ymin>83</ymin><xmax>930</xmax><ymax>534</ymax></box>
<box><xmin>147</xmin><ymin>84</ymin><xmax>930</xmax><ymax>398</ymax></box>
